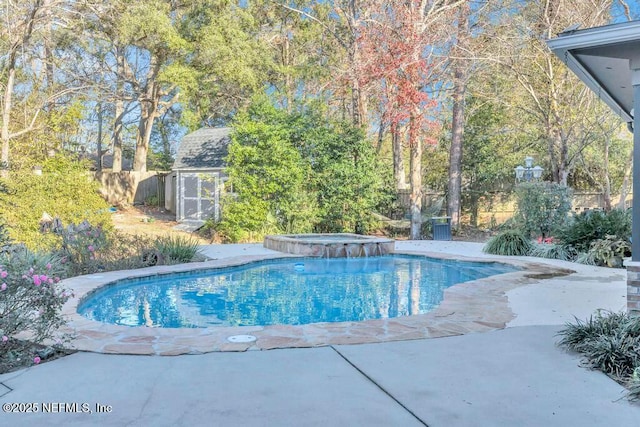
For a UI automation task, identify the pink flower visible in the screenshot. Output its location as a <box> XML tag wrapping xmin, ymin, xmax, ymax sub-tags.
<box><xmin>29</xmin><ymin>267</ymin><xmax>34</xmax><ymax>274</ymax></box>
<box><xmin>48</xmin><ymin>278</ymin><xmax>54</xmax><ymax>284</ymax></box>
<box><xmin>33</xmin><ymin>356</ymin><xmax>41</xmax><ymax>364</ymax></box>
<box><xmin>46</xmin><ymin>263</ymin><xmax>51</xmax><ymax>270</ymax></box>
<box><xmin>0</xmin><ymin>271</ymin><xmax>7</xmax><ymax>278</ymax></box>
<box><xmin>33</xmin><ymin>276</ymin><xmax>41</xmax><ymax>286</ymax></box>
<box><xmin>88</xmin><ymin>245</ymin><xmax>94</xmax><ymax>252</ymax></box>
<box><xmin>2</xmin><ymin>336</ymin><xmax>7</xmax><ymax>342</ymax></box>
<box><xmin>39</xmin><ymin>274</ymin><xmax>48</xmax><ymax>282</ymax></box>
<box><xmin>1</xmin><ymin>283</ymin><xmax>6</xmax><ymax>291</ymax></box>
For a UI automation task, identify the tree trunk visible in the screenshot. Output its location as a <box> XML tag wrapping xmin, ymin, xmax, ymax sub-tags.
<box><xmin>282</xmin><ymin>32</ymin><xmax>293</xmax><ymax>112</ymax></box>
<box><xmin>603</xmin><ymin>134</ymin><xmax>611</xmax><ymax>211</ymax></box>
<box><xmin>1</xmin><ymin>66</ymin><xmax>15</xmax><ymax>178</ymax></box>
<box><xmin>559</xmin><ymin>129</ymin><xmax>570</xmax><ymax>186</ymax></box>
<box><xmin>43</xmin><ymin>0</ymin><xmax>54</xmax><ymax>89</ymax></box>
<box><xmin>447</xmin><ymin>2</ymin><xmax>469</xmax><ymax>231</ymax></box>
<box><xmin>96</xmin><ymin>103</ymin><xmax>103</xmax><ymax>171</ymax></box>
<box><xmin>448</xmin><ymin>65</ymin><xmax>465</xmax><ymax>230</ymax></box>
<box><xmin>409</xmin><ymin>110</ymin><xmax>422</xmax><ymax>239</ymax></box>
<box><xmin>547</xmin><ymin>127</ymin><xmax>561</xmax><ymax>183</ymax></box>
<box><xmin>112</xmin><ymin>45</ymin><xmax>125</xmax><ymax>172</ymax></box>
<box><xmin>1</xmin><ymin>1</ymin><xmax>42</xmax><ymax>177</ymax></box>
<box><xmin>469</xmin><ymin>190</ymin><xmax>479</xmax><ymax>227</ymax></box>
<box><xmin>618</xmin><ymin>148</ymin><xmax>633</xmax><ymax>209</ymax></box>
<box><xmin>133</xmin><ymin>57</ymin><xmax>161</xmax><ymax>172</ymax></box>
<box><xmin>392</xmin><ymin>122</ymin><xmax>408</xmax><ymax>190</ymax></box>
<box><xmin>347</xmin><ymin>0</ymin><xmax>366</xmax><ymax>129</ymax></box>
<box><xmin>376</xmin><ymin>119</ymin><xmax>385</xmax><ymax>154</ymax></box>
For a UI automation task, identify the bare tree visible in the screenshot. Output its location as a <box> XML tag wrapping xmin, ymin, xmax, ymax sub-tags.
<box><xmin>493</xmin><ymin>0</ymin><xmax>615</xmax><ymax>185</ymax></box>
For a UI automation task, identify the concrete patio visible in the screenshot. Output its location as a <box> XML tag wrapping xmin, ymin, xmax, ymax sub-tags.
<box><xmin>0</xmin><ymin>241</ymin><xmax>638</xmax><ymax>426</ymax></box>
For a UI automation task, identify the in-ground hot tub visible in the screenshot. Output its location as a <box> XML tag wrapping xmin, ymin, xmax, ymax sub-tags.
<box><xmin>264</xmin><ymin>233</ymin><xmax>395</xmax><ymax>257</ymax></box>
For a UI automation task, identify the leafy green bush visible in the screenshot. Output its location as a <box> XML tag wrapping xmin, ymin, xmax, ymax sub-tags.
<box><xmin>0</xmin><ymin>155</ymin><xmax>112</xmax><ymax>251</ymax></box>
<box><xmin>306</xmin><ymin>120</ymin><xmax>387</xmax><ymax>234</ymax></box>
<box><xmin>586</xmin><ymin>235</ymin><xmax>631</xmax><ymax>268</ymax></box>
<box><xmin>217</xmin><ymin>99</ymin><xmax>390</xmax><ymax>242</ymax></box>
<box><xmin>529</xmin><ymin>242</ymin><xmax>576</xmax><ymax>261</ymax></box>
<box><xmin>0</xmin><ymin>248</ymin><xmax>71</xmax><ymax>354</ymax></box>
<box><xmin>557</xmin><ymin>209</ymin><xmax>631</xmax><ymax>253</ymax></box>
<box><xmin>483</xmin><ymin>230</ymin><xmax>532</xmax><ymax>256</ymax></box>
<box><xmin>222</xmin><ymin>106</ymin><xmax>317</xmax><ymax>241</ymax></box>
<box><xmin>217</xmin><ymin>199</ymin><xmax>280</xmax><ymax>243</ymax></box>
<box><xmin>154</xmin><ymin>235</ymin><xmax>202</xmax><ymax>264</ymax></box>
<box><xmin>558</xmin><ymin>311</ymin><xmax>640</xmax><ymax>400</ymax></box>
<box><xmin>514</xmin><ymin>182</ymin><xmax>572</xmax><ymax>238</ymax></box>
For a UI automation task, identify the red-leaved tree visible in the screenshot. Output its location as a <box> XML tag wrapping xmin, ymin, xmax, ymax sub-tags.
<box><xmin>359</xmin><ymin>0</ymin><xmax>463</xmax><ymax>238</ymax></box>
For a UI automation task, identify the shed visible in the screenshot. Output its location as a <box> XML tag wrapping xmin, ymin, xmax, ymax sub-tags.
<box><xmin>171</xmin><ymin>127</ymin><xmax>232</xmax><ymax>225</ymax></box>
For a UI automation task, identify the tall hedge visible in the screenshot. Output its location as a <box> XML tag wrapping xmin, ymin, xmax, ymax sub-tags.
<box><xmin>0</xmin><ymin>155</ymin><xmax>112</xmax><ymax>250</ymax></box>
<box><xmin>216</xmin><ymin>99</ymin><xmax>389</xmax><ymax>242</ymax></box>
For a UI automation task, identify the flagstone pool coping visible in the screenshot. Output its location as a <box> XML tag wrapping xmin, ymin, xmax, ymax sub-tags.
<box><xmin>59</xmin><ymin>252</ymin><xmax>573</xmax><ymax>356</ymax></box>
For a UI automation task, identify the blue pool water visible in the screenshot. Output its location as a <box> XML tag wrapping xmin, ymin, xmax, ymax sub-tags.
<box><xmin>77</xmin><ymin>255</ymin><xmax>519</xmax><ymax>328</ymax></box>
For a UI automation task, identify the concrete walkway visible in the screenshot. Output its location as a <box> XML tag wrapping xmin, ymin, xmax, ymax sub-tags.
<box><xmin>1</xmin><ymin>241</ymin><xmax>638</xmax><ymax>426</ymax></box>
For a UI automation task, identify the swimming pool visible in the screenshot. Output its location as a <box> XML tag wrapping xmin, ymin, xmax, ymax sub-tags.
<box><xmin>78</xmin><ymin>255</ymin><xmax>519</xmax><ymax>328</ymax></box>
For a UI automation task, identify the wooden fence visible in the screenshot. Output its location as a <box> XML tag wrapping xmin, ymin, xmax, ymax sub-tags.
<box><xmin>396</xmin><ymin>189</ymin><xmax>631</xmax><ymax>227</ymax></box>
<box><xmin>93</xmin><ymin>171</ymin><xmax>168</xmax><ymax>207</ymax></box>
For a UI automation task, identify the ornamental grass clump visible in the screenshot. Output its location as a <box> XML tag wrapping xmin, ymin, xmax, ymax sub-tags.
<box><xmin>557</xmin><ymin>311</ymin><xmax>640</xmax><ymax>401</ymax></box>
<box><xmin>154</xmin><ymin>235</ymin><xmax>202</xmax><ymax>264</ymax></box>
<box><xmin>483</xmin><ymin>230</ymin><xmax>532</xmax><ymax>256</ymax></box>
<box><xmin>0</xmin><ymin>248</ymin><xmax>72</xmax><ymax>361</ymax></box>
<box><xmin>529</xmin><ymin>242</ymin><xmax>576</xmax><ymax>261</ymax></box>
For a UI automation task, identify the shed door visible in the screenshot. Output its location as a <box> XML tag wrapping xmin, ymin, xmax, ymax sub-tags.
<box><xmin>178</xmin><ymin>172</ymin><xmax>220</xmax><ymax>222</ymax></box>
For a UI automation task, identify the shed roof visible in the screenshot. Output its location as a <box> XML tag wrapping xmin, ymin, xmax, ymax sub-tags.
<box><xmin>173</xmin><ymin>127</ymin><xmax>232</xmax><ymax>170</ymax></box>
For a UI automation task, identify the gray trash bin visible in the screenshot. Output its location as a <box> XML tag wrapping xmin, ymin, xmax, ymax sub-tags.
<box><xmin>431</xmin><ymin>216</ymin><xmax>452</xmax><ymax>241</ymax></box>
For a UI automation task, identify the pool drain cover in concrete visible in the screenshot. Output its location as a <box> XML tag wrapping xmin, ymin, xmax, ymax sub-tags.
<box><xmin>227</xmin><ymin>335</ymin><xmax>257</xmax><ymax>343</ymax></box>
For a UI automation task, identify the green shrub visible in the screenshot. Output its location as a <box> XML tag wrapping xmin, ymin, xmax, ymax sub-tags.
<box><xmin>0</xmin><ymin>248</ymin><xmax>71</xmax><ymax>352</ymax></box>
<box><xmin>586</xmin><ymin>235</ymin><xmax>631</xmax><ymax>268</ymax></box>
<box><xmin>529</xmin><ymin>242</ymin><xmax>576</xmax><ymax>261</ymax></box>
<box><xmin>483</xmin><ymin>230</ymin><xmax>532</xmax><ymax>256</ymax></box>
<box><xmin>144</xmin><ymin>195</ymin><xmax>159</xmax><ymax>207</ymax></box>
<box><xmin>0</xmin><ymin>155</ymin><xmax>112</xmax><ymax>251</ymax></box>
<box><xmin>514</xmin><ymin>182</ymin><xmax>572</xmax><ymax>238</ymax></box>
<box><xmin>154</xmin><ymin>235</ymin><xmax>202</xmax><ymax>264</ymax></box>
<box><xmin>557</xmin><ymin>209</ymin><xmax>631</xmax><ymax>253</ymax></box>
<box><xmin>217</xmin><ymin>199</ymin><xmax>280</xmax><ymax>242</ymax></box>
<box><xmin>558</xmin><ymin>311</ymin><xmax>640</xmax><ymax>400</ymax></box>
<box><xmin>217</xmin><ymin>98</ymin><xmax>390</xmax><ymax>241</ymax></box>
<box><xmin>222</xmin><ymin>106</ymin><xmax>318</xmax><ymax>240</ymax></box>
